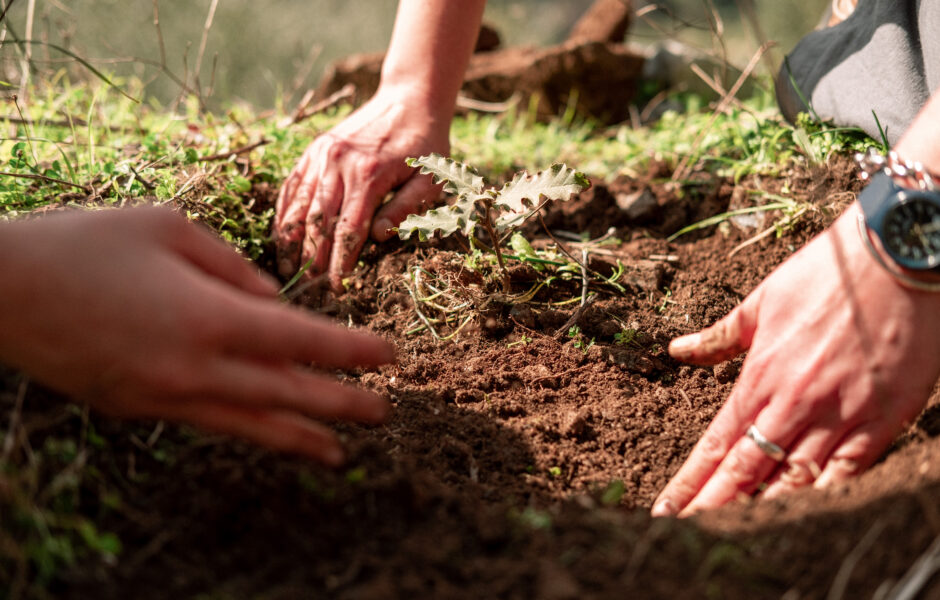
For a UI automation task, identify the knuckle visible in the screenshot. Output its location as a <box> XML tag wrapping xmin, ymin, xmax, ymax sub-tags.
<box><xmin>324</xmin><ymin>142</ymin><xmax>345</xmax><ymax>163</ymax></box>
<box><xmin>696</xmin><ymin>429</ymin><xmax>729</xmax><ymax>463</ymax></box>
<box><xmin>724</xmin><ymin>450</ymin><xmax>762</xmax><ymax>489</ymax></box>
<box><xmin>358</xmin><ymin>157</ymin><xmax>381</xmax><ymax>180</ymax></box>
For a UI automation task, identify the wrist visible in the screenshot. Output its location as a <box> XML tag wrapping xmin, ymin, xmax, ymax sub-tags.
<box><xmin>373</xmin><ymin>75</ymin><xmax>457</xmax><ymax>124</ymax></box>
<box><xmin>851</xmin><ymin>168</ymin><xmax>940</xmax><ymax>291</ymax></box>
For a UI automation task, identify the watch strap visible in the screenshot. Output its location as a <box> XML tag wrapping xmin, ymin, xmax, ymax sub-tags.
<box><xmin>857</xmin><ymin>171</ymin><xmax>900</xmax><ymax>232</ymax></box>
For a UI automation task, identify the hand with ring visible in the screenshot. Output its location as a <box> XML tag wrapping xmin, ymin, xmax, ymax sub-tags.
<box><xmin>652</xmin><ymin>203</ymin><xmax>940</xmax><ymax>517</ymax></box>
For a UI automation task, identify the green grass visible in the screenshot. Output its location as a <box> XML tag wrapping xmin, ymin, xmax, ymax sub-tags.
<box><xmin>1</xmin><ymin>75</ymin><xmax>875</xmax><ymax>260</ymax></box>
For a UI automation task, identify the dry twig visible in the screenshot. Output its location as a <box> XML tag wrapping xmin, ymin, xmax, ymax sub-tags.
<box><xmin>882</xmin><ymin>534</ymin><xmax>940</xmax><ymax>600</ymax></box>
<box><xmin>671</xmin><ymin>41</ymin><xmax>775</xmax><ymax>183</ymax></box>
<box><xmin>285</xmin><ymin>83</ymin><xmax>355</xmax><ymax>126</ymax></box>
<box><xmin>828</xmin><ymin>519</ymin><xmax>886</xmax><ymax>600</ymax></box>
<box><xmin>197</xmin><ymin>138</ymin><xmax>270</xmax><ymax>162</ymax></box>
<box><xmin>0</xmin><ymin>170</ymin><xmax>89</xmax><ymax>191</ymax></box>
<box><xmin>553</xmin><ymin>294</ymin><xmax>598</xmax><ymax>340</ymax></box>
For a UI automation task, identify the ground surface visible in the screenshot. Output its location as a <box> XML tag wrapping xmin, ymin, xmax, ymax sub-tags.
<box><xmin>5</xmin><ymin>152</ymin><xmax>940</xmax><ymax>599</ymax></box>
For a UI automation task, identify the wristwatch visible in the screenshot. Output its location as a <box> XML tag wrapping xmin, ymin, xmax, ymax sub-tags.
<box><xmin>858</xmin><ymin>171</ymin><xmax>940</xmax><ymax>272</ymax></box>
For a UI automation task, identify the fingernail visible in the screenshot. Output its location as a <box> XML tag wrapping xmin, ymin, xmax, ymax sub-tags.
<box><xmin>651</xmin><ymin>498</ymin><xmax>677</xmax><ymax>517</ymax></box>
<box><xmin>373</xmin><ymin>218</ymin><xmax>393</xmax><ymax>239</ymax></box>
<box><xmin>668</xmin><ymin>333</ymin><xmax>700</xmax><ymax>357</ymax></box>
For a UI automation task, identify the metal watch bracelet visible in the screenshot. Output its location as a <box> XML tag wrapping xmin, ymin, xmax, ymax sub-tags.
<box><xmin>856</xmin><ymin>148</ymin><xmax>940</xmax><ymax>192</ymax></box>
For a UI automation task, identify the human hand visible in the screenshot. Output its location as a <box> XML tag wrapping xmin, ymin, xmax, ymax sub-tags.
<box><xmin>0</xmin><ymin>208</ymin><xmax>395</xmax><ymax>464</ymax></box>
<box><xmin>652</xmin><ymin>204</ymin><xmax>940</xmax><ymax>517</ymax></box>
<box><xmin>274</xmin><ymin>87</ymin><xmax>450</xmax><ymax>292</ymax></box>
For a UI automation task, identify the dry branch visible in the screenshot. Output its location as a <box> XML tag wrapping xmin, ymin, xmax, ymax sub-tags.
<box><xmin>197</xmin><ymin>138</ymin><xmax>270</xmax><ymax>162</ymax></box>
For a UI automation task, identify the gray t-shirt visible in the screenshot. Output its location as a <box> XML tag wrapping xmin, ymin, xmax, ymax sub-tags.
<box><xmin>777</xmin><ymin>0</ymin><xmax>939</xmax><ymax>144</ymax></box>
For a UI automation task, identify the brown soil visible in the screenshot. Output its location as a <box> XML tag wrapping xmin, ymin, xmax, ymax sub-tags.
<box><xmin>7</xmin><ymin>156</ymin><xmax>940</xmax><ymax>599</ymax></box>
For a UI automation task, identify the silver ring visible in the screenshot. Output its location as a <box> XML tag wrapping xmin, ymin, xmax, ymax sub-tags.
<box><xmin>745</xmin><ymin>425</ymin><xmax>786</xmax><ymax>462</ymax></box>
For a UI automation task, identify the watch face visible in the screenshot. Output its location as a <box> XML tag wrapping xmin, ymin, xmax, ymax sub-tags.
<box><xmin>882</xmin><ymin>195</ymin><xmax>940</xmax><ymax>269</ymax></box>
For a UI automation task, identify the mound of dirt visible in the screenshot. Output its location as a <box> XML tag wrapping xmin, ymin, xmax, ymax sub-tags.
<box><xmin>7</xmin><ymin>156</ymin><xmax>933</xmax><ymax>599</ymax></box>
<box><xmin>314</xmin><ymin>0</ymin><xmax>644</xmax><ymax>123</ymax></box>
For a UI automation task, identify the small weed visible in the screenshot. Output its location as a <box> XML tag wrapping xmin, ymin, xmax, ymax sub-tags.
<box><xmin>512</xmin><ymin>507</ymin><xmax>553</xmax><ymax>531</ymax></box>
<box><xmin>600</xmin><ymin>480</ymin><xmax>626</xmax><ymax>506</ymax></box>
<box><xmin>567</xmin><ymin>325</ymin><xmax>595</xmax><ymax>354</ymax></box>
<box><xmin>548</xmin><ymin>466</ymin><xmax>562</xmax><ymax>478</ymax></box>
<box><xmin>344</xmin><ymin>467</ymin><xmax>367</xmax><ymax>484</ymax></box>
<box><xmin>657</xmin><ymin>289</ymin><xmax>675</xmax><ymax>314</ymax></box>
<box><xmin>614</xmin><ymin>328</ymin><xmax>641</xmax><ymax>347</ymax></box>
<box><xmin>506</xmin><ymin>335</ymin><xmax>532</xmax><ymax>348</ymax></box>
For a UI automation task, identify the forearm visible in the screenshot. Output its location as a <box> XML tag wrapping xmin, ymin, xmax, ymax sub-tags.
<box><xmin>0</xmin><ymin>220</ymin><xmax>40</xmax><ymax>366</ymax></box>
<box><xmin>379</xmin><ymin>0</ymin><xmax>486</xmax><ymax>120</ymax></box>
<box><xmin>894</xmin><ymin>87</ymin><xmax>940</xmax><ymax>171</ymax></box>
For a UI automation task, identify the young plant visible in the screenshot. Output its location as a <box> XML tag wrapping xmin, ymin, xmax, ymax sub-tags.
<box><xmin>614</xmin><ymin>327</ymin><xmax>641</xmax><ymax>347</ymax></box>
<box><xmin>397</xmin><ymin>153</ymin><xmax>590</xmax><ymax>291</ymax></box>
<box><xmin>567</xmin><ymin>325</ymin><xmax>595</xmax><ymax>355</ymax></box>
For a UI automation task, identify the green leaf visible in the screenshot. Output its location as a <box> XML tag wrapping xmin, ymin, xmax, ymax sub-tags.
<box><xmin>406</xmin><ymin>153</ymin><xmax>485</xmax><ymax>196</ymax></box>
<box><xmin>600</xmin><ymin>479</ymin><xmax>626</xmax><ymax>506</ymax></box>
<box><xmin>229</xmin><ymin>175</ymin><xmax>252</xmax><ymax>194</ymax></box>
<box><xmin>77</xmin><ymin>521</ymin><xmax>122</xmax><ymax>556</ymax></box>
<box><xmin>493</xmin><ymin>163</ymin><xmax>590</xmax><ymax>231</ymax></box>
<box><xmin>509</xmin><ymin>232</ymin><xmax>543</xmax><ymax>271</ymax></box>
<box><xmin>397</xmin><ymin>193</ymin><xmax>481</xmax><ymax>241</ymax></box>
<box><xmin>509</xmin><ymin>232</ymin><xmax>537</xmax><ymax>258</ymax></box>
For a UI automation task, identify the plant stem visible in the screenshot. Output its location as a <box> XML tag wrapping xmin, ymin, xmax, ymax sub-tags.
<box><xmin>481</xmin><ymin>198</ymin><xmax>510</xmax><ymax>292</ymax></box>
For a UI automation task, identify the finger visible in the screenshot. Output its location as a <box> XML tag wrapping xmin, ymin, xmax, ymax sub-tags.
<box><xmin>678</xmin><ymin>397</ymin><xmax>809</xmax><ymax>515</ymax></box>
<box><xmin>668</xmin><ymin>294</ymin><xmax>759</xmax><ymax>366</ymax></box>
<box><xmin>165</xmin><ymin>214</ymin><xmax>279</xmax><ymax>297</ymax></box>
<box><xmin>814</xmin><ymin>422</ymin><xmax>896</xmax><ymax>489</ymax></box>
<box><xmin>327</xmin><ymin>181</ymin><xmax>385</xmax><ymax>292</ymax></box>
<box><xmin>213</xmin><ymin>295</ymin><xmax>396</xmax><ymax>368</ymax></box>
<box><xmin>275</xmin><ymin>151</ymin><xmax>311</xmax><ymax>230</ymax></box>
<box><xmin>371</xmin><ymin>175</ymin><xmax>443</xmax><ymax>241</ymax></box>
<box><xmin>158</xmin><ymin>399</ymin><xmax>347</xmax><ymax>465</ymax></box>
<box><xmin>274</xmin><ymin>153</ymin><xmax>314</xmax><ymax>277</ymax></box>
<box><xmin>199</xmin><ymin>358</ymin><xmax>390</xmax><ymax>424</ymax></box>
<box><xmin>301</xmin><ymin>169</ymin><xmax>344</xmax><ymax>280</ymax></box>
<box><xmin>651</xmin><ymin>386</ymin><xmax>764</xmax><ymax>517</ymax></box>
<box><xmin>762</xmin><ymin>427</ymin><xmax>837</xmax><ymax>499</ymax></box>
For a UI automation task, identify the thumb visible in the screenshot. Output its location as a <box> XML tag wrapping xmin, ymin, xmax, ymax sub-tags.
<box><xmin>669</xmin><ymin>293</ymin><xmax>758</xmax><ymax>366</ymax></box>
<box><xmin>371</xmin><ymin>175</ymin><xmax>443</xmax><ymax>241</ymax></box>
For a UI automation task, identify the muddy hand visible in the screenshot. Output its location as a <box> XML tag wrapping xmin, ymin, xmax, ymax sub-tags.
<box><xmin>274</xmin><ymin>90</ymin><xmax>448</xmax><ymax>292</ymax></box>
<box><xmin>652</xmin><ymin>204</ymin><xmax>940</xmax><ymax>517</ymax></box>
<box><xmin>0</xmin><ymin>208</ymin><xmax>396</xmax><ymax>464</ymax></box>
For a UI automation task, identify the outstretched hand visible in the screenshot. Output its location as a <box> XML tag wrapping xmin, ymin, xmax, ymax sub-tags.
<box><xmin>274</xmin><ymin>88</ymin><xmax>449</xmax><ymax>292</ymax></box>
<box><xmin>0</xmin><ymin>208</ymin><xmax>395</xmax><ymax>464</ymax></box>
<box><xmin>653</xmin><ymin>204</ymin><xmax>940</xmax><ymax>517</ymax></box>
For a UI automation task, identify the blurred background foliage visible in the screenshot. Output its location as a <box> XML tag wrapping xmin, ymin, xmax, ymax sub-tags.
<box><xmin>0</xmin><ymin>0</ymin><xmax>827</xmax><ymax>111</ymax></box>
